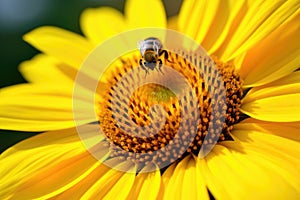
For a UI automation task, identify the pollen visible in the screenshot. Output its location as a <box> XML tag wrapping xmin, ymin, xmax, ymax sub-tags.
<box><xmin>97</xmin><ymin>51</ymin><xmax>243</xmax><ymax>167</ymax></box>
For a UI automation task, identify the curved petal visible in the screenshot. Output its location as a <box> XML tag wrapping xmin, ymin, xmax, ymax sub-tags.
<box><xmin>241</xmin><ymin>71</ymin><xmax>300</xmax><ymax>122</ymax></box>
<box><xmin>179</xmin><ymin>0</ymin><xmax>246</xmax><ymax>54</ymax></box>
<box><xmin>178</xmin><ymin>0</ymin><xmax>220</xmax><ymax>44</ymax></box>
<box><xmin>232</xmin><ymin>122</ymin><xmax>300</xmax><ymax>164</ymax></box>
<box><xmin>0</xmin><ymin>126</ymin><xmax>106</xmax><ymax>199</ymax></box>
<box><xmin>80</xmin><ymin>7</ymin><xmax>127</xmax><ymax>45</ymax></box>
<box><xmin>202</xmin><ymin>143</ymin><xmax>300</xmax><ymax>200</ymax></box>
<box><xmin>50</xmin><ymin>163</ymin><xmax>111</xmax><ymax>199</ymax></box>
<box><xmin>0</xmin><ymin>84</ymin><xmax>95</xmax><ymax>131</ymax></box>
<box><xmin>231</xmin><ymin>132</ymin><xmax>300</xmax><ymax>183</ymax></box>
<box><xmin>220</xmin><ymin>0</ymin><xmax>300</xmax><ymax>61</ymax></box>
<box><xmin>240</xmin><ymin>9</ymin><xmax>300</xmax><ymax>87</ymax></box>
<box><xmin>19</xmin><ymin>54</ymin><xmax>76</xmax><ymax>85</ymax></box>
<box><xmin>157</xmin><ymin>161</ymin><xmax>176</xmax><ymax>199</ymax></box>
<box><xmin>232</xmin><ymin>51</ymin><xmax>246</xmax><ymax>71</ymax></box>
<box><xmin>162</xmin><ymin>155</ymin><xmax>209</xmax><ymax>200</ymax></box>
<box><xmin>243</xmin><ymin>71</ymin><xmax>300</xmax><ymax>103</ymax></box>
<box><xmin>23</xmin><ymin>26</ymin><xmax>94</xmax><ymax>69</ymax></box>
<box><xmin>203</xmin><ymin>0</ymin><xmax>246</xmax><ymax>55</ymax></box>
<box><xmin>241</xmin><ymin>94</ymin><xmax>300</xmax><ymax>122</ymax></box>
<box><xmin>234</xmin><ymin>118</ymin><xmax>300</xmax><ymax>142</ymax></box>
<box><xmin>197</xmin><ymin>155</ymin><xmax>231</xmax><ymax>200</ymax></box>
<box><xmin>81</xmin><ymin>160</ymin><xmax>136</xmax><ymax>199</ymax></box>
<box><xmin>125</xmin><ymin>0</ymin><xmax>167</xmax><ymax>28</ymax></box>
<box><xmin>126</xmin><ymin>164</ymin><xmax>161</xmax><ymax>200</ymax></box>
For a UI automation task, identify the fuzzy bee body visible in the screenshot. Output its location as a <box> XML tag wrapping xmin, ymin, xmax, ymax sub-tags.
<box><xmin>138</xmin><ymin>37</ymin><xmax>170</xmax><ymax>75</ymax></box>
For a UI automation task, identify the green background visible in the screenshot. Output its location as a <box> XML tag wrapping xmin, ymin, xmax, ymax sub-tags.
<box><xmin>0</xmin><ymin>0</ymin><xmax>182</xmax><ymax>153</ymax></box>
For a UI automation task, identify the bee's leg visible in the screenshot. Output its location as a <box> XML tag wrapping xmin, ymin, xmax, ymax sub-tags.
<box><xmin>159</xmin><ymin>50</ymin><xmax>173</xmax><ymax>63</ymax></box>
<box><xmin>159</xmin><ymin>50</ymin><xmax>168</xmax><ymax>59</ymax></box>
<box><xmin>153</xmin><ymin>61</ymin><xmax>160</xmax><ymax>72</ymax></box>
<box><xmin>140</xmin><ymin>59</ymin><xmax>148</xmax><ymax>77</ymax></box>
<box><xmin>144</xmin><ymin>70</ymin><xmax>147</xmax><ymax>77</ymax></box>
<box><xmin>158</xmin><ymin>59</ymin><xmax>164</xmax><ymax>74</ymax></box>
<box><xmin>139</xmin><ymin>59</ymin><xmax>146</xmax><ymax>70</ymax></box>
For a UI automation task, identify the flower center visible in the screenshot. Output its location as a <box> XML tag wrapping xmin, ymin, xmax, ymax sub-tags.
<box><xmin>97</xmin><ymin>51</ymin><xmax>243</xmax><ymax>167</ymax></box>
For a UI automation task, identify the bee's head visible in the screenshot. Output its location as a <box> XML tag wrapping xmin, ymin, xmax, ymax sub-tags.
<box><xmin>144</xmin><ymin>50</ymin><xmax>156</xmax><ymax>62</ymax></box>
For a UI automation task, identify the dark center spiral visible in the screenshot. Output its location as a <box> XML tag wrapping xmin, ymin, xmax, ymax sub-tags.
<box><xmin>97</xmin><ymin>51</ymin><xmax>243</xmax><ymax>167</ymax></box>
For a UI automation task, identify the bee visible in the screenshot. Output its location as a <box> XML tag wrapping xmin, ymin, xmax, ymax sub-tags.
<box><xmin>138</xmin><ymin>37</ymin><xmax>170</xmax><ymax>75</ymax></box>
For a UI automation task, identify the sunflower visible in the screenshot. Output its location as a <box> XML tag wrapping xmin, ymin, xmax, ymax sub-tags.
<box><xmin>1</xmin><ymin>0</ymin><xmax>300</xmax><ymax>199</ymax></box>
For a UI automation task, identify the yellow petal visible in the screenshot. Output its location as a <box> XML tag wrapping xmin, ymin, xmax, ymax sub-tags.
<box><xmin>163</xmin><ymin>155</ymin><xmax>209</xmax><ymax>200</ymax></box>
<box><xmin>179</xmin><ymin>0</ymin><xmax>246</xmax><ymax>54</ymax></box>
<box><xmin>193</xmin><ymin>0</ymin><xmax>221</xmax><ymax>44</ymax></box>
<box><xmin>241</xmin><ymin>93</ymin><xmax>300</xmax><ymax>122</ymax></box>
<box><xmin>220</xmin><ymin>0</ymin><xmax>300</xmax><ymax>61</ymax></box>
<box><xmin>19</xmin><ymin>54</ymin><xmax>75</xmax><ymax>85</ymax></box>
<box><xmin>51</xmin><ymin>163</ymin><xmax>112</xmax><ymax>199</ymax></box>
<box><xmin>235</xmin><ymin>118</ymin><xmax>300</xmax><ymax>142</ymax></box>
<box><xmin>125</xmin><ymin>0</ymin><xmax>166</xmax><ymax>28</ymax></box>
<box><xmin>126</xmin><ymin>164</ymin><xmax>161</xmax><ymax>200</ymax></box>
<box><xmin>80</xmin><ymin>7</ymin><xmax>127</xmax><ymax>45</ymax></box>
<box><xmin>240</xmin><ymin>9</ymin><xmax>300</xmax><ymax>87</ymax></box>
<box><xmin>241</xmin><ymin>72</ymin><xmax>300</xmax><ymax>122</ymax></box>
<box><xmin>81</xmin><ymin>160</ymin><xmax>136</xmax><ymax>200</ymax></box>
<box><xmin>0</xmin><ymin>84</ymin><xmax>95</xmax><ymax>131</ymax></box>
<box><xmin>157</xmin><ymin>161</ymin><xmax>176</xmax><ymax>199</ymax></box>
<box><xmin>187</xmin><ymin>156</ymin><xmax>209</xmax><ymax>200</ymax></box>
<box><xmin>178</xmin><ymin>0</ymin><xmax>214</xmax><ymax>43</ymax></box>
<box><xmin>23</xmin><ymin>26</ymin><xmax>94</xmax><ymax>69</ymax></box>
<box><xmin>197</xmin><ymin>152</ymin><xmax>231</xmax><ymax>200</ymax></box>
<box><xmin>232</xmin><ymin>124</ymin><xmax>300</xmax><ymax>165</ymax></box>
<box><xmin>203</xmin><ymin>143</ymin><xmax>300</xmax><ymax>199</ymax></box>
<box><xmin>1</xmin><ymin>124</ymin><xmax>104</xmax><ymax>157</ymax></box>
<box><xmin>232</xmin><ymin>51</ymin><xmax>247</xmax><ymax>72</ymax></box>
<box><xmin>13</xmin><ymin>152</ymin><xmax>100</xmax><ymax>200</ymax></box>
<box><xmin>203</xmin><ymin>0</ymin><xmax>246</xmax><ymax>55</ymax></box>
<box><xmin>0</xmin><ymin>126</ymin><xmax>105</xmax><ymax>199</ymax></box>
<box><xmin>162</xmin><ymin>158</ymin><xmax>187</xmax><ymax>199</ymax></box>
<box><xmin>226</xmin><ymin>139</ymin><xmax>300</xmax><ymax>191</ymax></box>
<box><xmin>243</xmin><ymin>71</ymin><xmax>300</xmax><ymax>104</ymax></box>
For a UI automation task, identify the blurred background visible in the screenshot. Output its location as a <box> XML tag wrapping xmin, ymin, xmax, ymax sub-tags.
<box><xmin>0</xmin><ymin>0</ymin><xmax>182</xmax><ymax>153</ymax></box>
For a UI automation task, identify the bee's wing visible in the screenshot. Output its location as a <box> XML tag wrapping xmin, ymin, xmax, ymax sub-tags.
<box><xmin>137</xmin><ymin>40</ymin><xmax>146</xmax><ymax>55</ymax></box>
<box><xmin>137</xmin><ymin>40</ymin><xmax>145</xmax><ymax>49</ymax></box>
<box><xmin>153</xmin><ymin>40</ymin><xmax>160</xmax><ymax>54</ymax></box>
